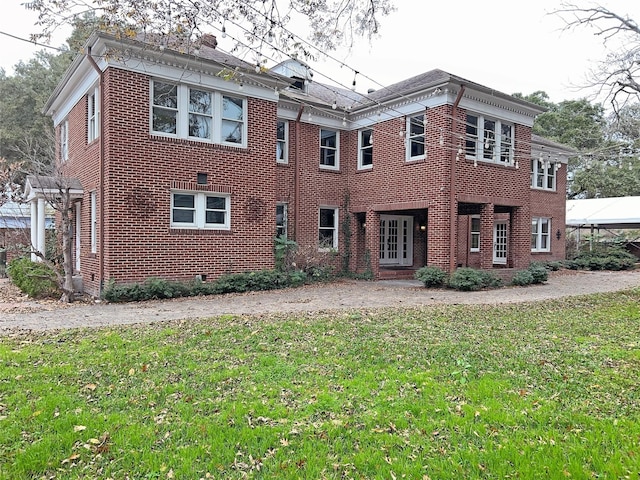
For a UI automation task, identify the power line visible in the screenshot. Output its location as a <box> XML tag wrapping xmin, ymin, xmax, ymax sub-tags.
<box><xmin>0</xmin><ymin>30</ymin><xmax>67</xmax><ymax>54</ymax></box>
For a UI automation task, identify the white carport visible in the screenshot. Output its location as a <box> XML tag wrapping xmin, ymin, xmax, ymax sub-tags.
<box><xmin>566</xmin><ymin>196</ymin><xmax>640</xmax><ymax>230</ymax></box>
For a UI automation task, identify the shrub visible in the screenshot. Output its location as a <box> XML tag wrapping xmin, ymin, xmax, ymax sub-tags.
<box><xmin>511</xmin><ymin>269</ymin><xmax>534</xmax><ymax>286</ymax></box>
<box><xmin>448</xmin><ymin>268</ymin><xmax>502</xmax><ymax>291</ymax></box>
<box><xmin>527</xmin><ymin>263</ymin><xmax>549</xmax><ymax>283</ymax></box>
<box><xmin>7</xmin><ymin>257</ymin><xmax>60</xmax><ymax>298</ymax></box>
<box><xmin>415</xmin><ymin>266</ymin><xmax>448</xmax><ymax>288</ymax></box>
<box><xmin>568</xmin><ymin>245</ymin><xmax>636</xmax><ymax>271</ymax></box>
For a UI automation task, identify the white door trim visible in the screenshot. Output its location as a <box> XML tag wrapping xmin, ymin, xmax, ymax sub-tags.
<box><xmin>380</xmin><ymin>215</ymin><xmax>414</xmax><ymax>266</ymax></box>
<box><xmin>493</xmin><ymin>220</ymin><xmax>508</xmax><ymax>265</ymax></box>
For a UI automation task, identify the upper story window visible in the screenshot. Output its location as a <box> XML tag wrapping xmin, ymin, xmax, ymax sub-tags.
<box><xmin>531</xmin><ymin>158</ymin><xmax>557</xmax><ymax>191</ymax></box>
<box><xmin>87</xmin><ymin>87</ymin><xmax>100</xmax><ymax>142</ymax></box>
<box><xmin>320</xmin><ymin>129</ymin><xmax>339</xmax><ymax>170</ymax></box>
<box><xmin>151</xmin><ymin>80</ymin><xmax>247</xmax><ymax>147</ymax></box>
<box><xmin>171</xmin><ymin>191</ymin><xmax>231</xmax><ymax>230</ymax></box>
<box><xmin>406</xmin><ymin>114</ymin><xmax>425</xmax><ymax>161</ymax></box>
<box><xmin>466</xmin><ymin>113</ymin><xmax>513</xmax><ymax>165</ymax></box>
<box><xmin>531</xmin><ymin>217</ymin><xmax>551</xmax><ymax>252</ymax></box>
<box><xmin>60</xmin><ymin>120</ymin><xmax>69</xmax><ymax>162</ymax></box>
<box><xmin>358</xmin><ymin>129</ymin><xmax>373</xmax><ymax>170</ymax></box>
<box><xmin>276</xmin><ymin>203</ymin><xmax>288</xmax><ymax>237</ymax></box>
<box><xmin>277</xmin><ymin>120</ymin><xmax>289</xmax><ymax>164</ymax></box>
<box><xmin>470</xmin><ymin>216</ymin><xmax>480</xmax><ymax>252</ymax></box>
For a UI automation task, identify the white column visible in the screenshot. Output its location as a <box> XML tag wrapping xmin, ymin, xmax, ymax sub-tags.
<box><xmin>37</xmin><ymin>197</ymin><xmax>46</xmax><ymax>260</ymax></box>
<box><xmin>30</xmin><ymin>200</ymin><xmax>38</xmax><ymax>261</ymax></box>
<box><xmin>75</xmin><ymin>201</ymin><xmax>81</xmax><ymax>272</ymax></box>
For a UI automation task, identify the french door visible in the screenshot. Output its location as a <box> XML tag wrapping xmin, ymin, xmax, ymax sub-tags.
<box><xmin>493</xmin><ymin>220</ymin><xmax>508</xmax><ymax>265</ymax></box>
<box><xmin>380</xmin><ymin>215</ymin><xmax>414</xmax><ymax>266</ymax></box>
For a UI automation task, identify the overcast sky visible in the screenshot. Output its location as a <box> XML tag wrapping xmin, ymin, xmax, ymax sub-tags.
<box><xmin>1</xmin><ymin>0</ymin><xmax>638</xmax><ymax>104</ymax></box>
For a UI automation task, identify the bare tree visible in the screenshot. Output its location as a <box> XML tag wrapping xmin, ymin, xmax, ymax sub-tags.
<box><xmin>25</xmin><ymin>0</ymin><xmax>395</xmax><ymax>60</ymax></box>
<box><xmin>554</xmin><ymin>3</ymin><xmax>640</xmax><ymax>114</ymax></box>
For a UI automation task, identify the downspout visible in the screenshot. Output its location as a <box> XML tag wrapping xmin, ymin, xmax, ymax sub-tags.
<box><xmin>294</xmin><ymin>105</ymin><xmax>304</xmax><ymax>240</ymax></box>
<box><xmin>449</xmin><ymin>86</ymin><xmax>466</xmax><ymax>273</ymax></box>
<box><xmin>86</xmin><ymin>47</ymin><xmax>105</xmax><ymax>295</ymax></box>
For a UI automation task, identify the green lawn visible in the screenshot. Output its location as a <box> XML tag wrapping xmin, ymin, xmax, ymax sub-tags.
<box><xmin>1</xmin><ymin>289</ymin><xmax>640</xmax><ymax>479</ymax></box>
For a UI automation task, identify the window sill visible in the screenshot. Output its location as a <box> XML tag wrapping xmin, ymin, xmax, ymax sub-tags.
<box><xmin>150</xmin><ymin>133</ymin><xmax>247</xmax><ymax>151</ymax></box>
<box><xmin>530</xmin><ymin>186</ymin><xmax>557</xmax><ymax>193</ymax></box>
<box><xmin>531</xmin><ymin>250</ymin><xmax>551</xmax><ymax>254</ymax></box>
<box><xmin>405</xmin><ymin>157</ymin><xmax>426</xmax><ymax>164</ymax></box>
<box><xmin>356</xmin><ymin>166</ymin><xmax>373</xmax><ymax>172</ymax></box>
<box><xmin>465</xmin><ymin>158</ymin><xmax>517</xmax><ymax>169</ymax></box>
<box><xmin>319</xmin><ymin>166</ymin><xmax>342</xmax><ymax>173</ymax></box>
<box><xmin>276</xmin><ymin>161</ymin><xmax>290</xmax><ymax>167</ymax></box>
<box><xmin>170</xmin><ymin>228</ymin><xmax>232</xmax><ymax>235</ymax></box>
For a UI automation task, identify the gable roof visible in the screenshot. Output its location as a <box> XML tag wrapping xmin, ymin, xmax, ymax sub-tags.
<box><xmin>566</xmin><ymin>196</ymin><xmax>640</xmax><ymax>229</ymax></box>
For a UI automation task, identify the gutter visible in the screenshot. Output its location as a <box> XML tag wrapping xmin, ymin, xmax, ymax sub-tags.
<box><xmin>86</xmin><ymin>46</ymin><xmax>105</xmax><ymax>296</ymax></box>
<box><xmin>449</xmin><ymin>85</ymin><xmax>466</xmax><ymax>273</ymax></box>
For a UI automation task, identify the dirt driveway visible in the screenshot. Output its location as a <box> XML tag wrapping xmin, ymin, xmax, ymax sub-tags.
<box><xmin>1</xmin><ymin>269</ymin><xmax>640</xmax><ymax>334</ymax></box>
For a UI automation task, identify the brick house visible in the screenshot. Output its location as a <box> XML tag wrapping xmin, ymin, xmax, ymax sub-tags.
<box><xmin>39</xmin><ymin>32</ymin><xmax>571</xmax><ymax>296</ymax></box>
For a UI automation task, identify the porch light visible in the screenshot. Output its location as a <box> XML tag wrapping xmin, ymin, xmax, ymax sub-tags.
<box><xmin>420</xmin><ymin>224</ymin><xmax>426</xmax><ymax>232</ymax></box>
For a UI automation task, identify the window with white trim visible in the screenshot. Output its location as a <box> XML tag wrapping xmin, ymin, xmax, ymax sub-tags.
<box><xmin>530</xmin><ymin>158</ymin><xmax>557</xmax><ymax>191</ymax></box>
<box><xmin>151</xmin><ymin>80</ymin><xmax>247</xmax><ymax>147</ymax></box>
<box><xmin>171</xmin><ymin>191</ymin><xmax>231</xmax><ymax>230</ymax></box>
<box><xmin>90</xmin><ymin>191</ymin><xmax>97</xmax><ymax>254</ymax></box>
<box><xmin>320</xmin><ymin>129</ymin><xmax>339</xmax><ymax>169</ymax></box>
<box><xmin>319</xmin><ymin>207</ymin><xmax>338</xmax><ymax>249</ymax></box>
<box><xmin>88</xmin><ymin>87</ymin><xmax>100</xmax><ymax>142</ymax></box>
<box><xmin>466</xmin><ymin>113</ymin><xmax>513</xmax><ymax>165</ymax></box>
<box><xmin>406</xmin><ymin>114</ymin><xmax>425</xmax><ymax>161</ymax></box>
<box><xmin>531</xmin><ymin>217</ymin><xmax>551</xmax><ymax>252</ymax></box>
<box><xmin>60</xmin><ymin>120</ymin><xmax>69</xmax><ymax>162</ymax></box>
<box><xmin>358</xmin><ymin>128</ymin><xmax>373</xmax><ymax>169</ymax></box>
<box><xmin>470</xmin><ymin>216</ymin><xmax>480</xmax><ymax>252</ymax></box>
<box><xmin>276</xmin><ymin>203</ymin><xmax>287</xmax><ymax>237</ymax></box>
<box><xmin>276</xmin><ymin>120</ymin><xmax>288</xmax><ymax>164</ymax></box>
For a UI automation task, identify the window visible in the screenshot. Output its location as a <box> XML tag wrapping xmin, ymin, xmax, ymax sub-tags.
<box><xmin>276</xmin><ymin>203</ymin><xmax>287</xmax><ymax>237</ymax></box>
<box><xmin>531</xmin><ymin>217</ymin><xmax>551</xmax><ymax>252</ymax></box>
<box><xmin>320</xmin><ymin>129</ymin><xmax>339</xmax><ymax>169</ymax></box>
<box><xmin>60</xmin><ymin>120</ymin><xmax>69</xmax><ymax>162</ymax></box>
<box><xmin>319</xmin><ymin>207</ymin><xmax>338</xmax><ymax>249</ymax></box>
<box><xmin>406</xmin><ymin>114</ymin><xmax>425</xmax><ymax>160</ymax></box>
<box><xmin>90</xmin><ymin>191</ymin><xmax>97</xmax><ymax>254</ymax></box>
<box><xmin>470</xmin><ymin>216</ymin><xmax>480</xmax><ymax>252</ymax></box>
<box><xmin>88</xmin><ymin>87</ymin><xmax>100</xmax><ymax>142</ymax></box>
<box><xmin>151</xmin><ymin>80</ymin><xmax>247</xmax><ymax>146</ymax></box>
<box><xmin>358</xmin><ymin>129</ymin><xmax>373</xmax><ymax>169</ymax></box>
<box><xmin>530</xmin><ymin>158</ymin><xmax>557</xmax><ymax>191</ymax></box>
<box><xmin>171</xmin><ymin>191</ymin><xmax>230</xmax><ymax>230</ymax></box>
<box><xmin>277</xmin><ymin>120</ymin><xmax>289</xmax><ymax>164</ymax></box>
<box><xmin>465</xmin><ymin>113</ymin><xmax>513</xmax><ymax>165</ymax></box>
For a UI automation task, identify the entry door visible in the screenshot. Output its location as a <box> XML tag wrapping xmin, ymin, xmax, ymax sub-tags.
<box><xmin>380</xmin><ymin>215</ymin><xmax>414</xmax><ymax>266</ymax></box>
<box><xmin>493</xmin><ymin>220</ymin><xmax>507</xmax><ymax>265</ymax></box>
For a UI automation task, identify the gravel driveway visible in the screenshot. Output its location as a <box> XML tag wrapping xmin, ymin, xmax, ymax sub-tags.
<box><xmin>1</xmin><ymin>269</ymin><xmax>639</xmax><ymax>334</ymax></box>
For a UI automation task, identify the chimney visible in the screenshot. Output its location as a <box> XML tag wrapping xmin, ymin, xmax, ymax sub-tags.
<box><xmin>200</xmin><ymin>34</ymin><xmax>218</xmax><ymax>49</ymax></box>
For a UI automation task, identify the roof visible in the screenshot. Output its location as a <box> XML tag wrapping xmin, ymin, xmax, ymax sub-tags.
<box><xmin>566</xmin><ymin>196</ymin><xmax>640</xmax><ymax>229</ymax></box>
<box><xmin>24</xmin><ymin>175</ymin><xmax>84</xmax><ymax>202</ymax></box>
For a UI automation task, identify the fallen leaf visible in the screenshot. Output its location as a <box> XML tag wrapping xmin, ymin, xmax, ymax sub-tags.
<box><xmin>129</xmin><ymin>368</ymin><xmax>135</xmax><ymax>376</ymax></box>
<box><xmin>85</xmin><ymin>383</ymin><xmax>97</xmax><ymax>391</ymax></box>
<box><xmin>74</xmin><ymin>425</ymin><xmax>87</xmax><ymax>432</ymax></box>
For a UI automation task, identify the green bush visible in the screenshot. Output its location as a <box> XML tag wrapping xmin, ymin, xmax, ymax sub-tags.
<box><xmin>527</xmin><ymin>263</ymin><xmax>549</xmax><ymax>283</ymax></box>
<box><xmin>7</xmin><ymin>257</ymin><xmax>60</xmax><ymax>298</ymax></box>
<box><xmin>415</xmin><ymin>266</ymin><xmax>448</xmax><ymax>288</ymax></box>
<box><xmin>568</xmin><ymin>245</ymin><xmax>636</xmax><ymax>271</ymax></box>
<box><xmin>103</xmin><ymin>269</ymin><xmax>308</xmax><ymax>303</ymax></box>
<box><xmin>448</xmin><ymin>268</ymin><xmax>502</xmax><ymax>291</ymax></box>
<box><xmin>511</xmin><ymin>270</ymin><xmax>534</xmax><ymax>286</ymax></box>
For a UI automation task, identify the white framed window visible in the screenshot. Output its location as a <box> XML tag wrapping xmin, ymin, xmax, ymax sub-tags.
<box><xmin>319</xmin><ymin>207</ymin><xmax>338</xmax><ymax>250</ymax></box>
<box><xmin>320</xmin><ymin>129</ymin><xmax>339</xmax><ymax>169</ymax></box>
<box><xmin>358</xmin><ymin>129</ymin><xmax>373</xmax><ymax>169</ymax></box>
<box><xmin>276</xmin><ymin>120</ymin><xmax>289</xmax><ymax>164</ymax></box>
<box><xmin>531</xmin><ymin>217</ymin><xmax>551</xmax><ymax>252</ymax></box>
<box><xmin>171</xmin><ymin>191</ymin><xmax>231</xmax><ymax>230</ymax></box>
<box><xmin>90</xmin><ymin>191</ymin><xmax>97</xmax><ymax>254</ymax></box>
<box><xmin>151</xmin><ymin>80</ymin><xmax>247</xmax><ymax>147</ymax></box>
<box><xmin>466</xmin><ymin>113</ymin><xmax>513</xmax><ymax>165</ymax></box>
<box><xmin>276</xmin><ymin>203</ymin><xmax>288</xmax><ymax>237</ymax></box>
<box><xmin>60</xmin><ymin>120</ymin><xmax>69</xmax><ymax>162</ymax></box>
<box><xmin>87</xmin><ymin>87</ymin><xmax>100</xmax><ymax>142</ymax></box>
<box><xmin>531</xmin><ymin>158</ymin><xmax>557</xmax><ymax>191</ymax></box>
<box><xmin>406</xmin><ymin>114</ymin><xmax>425</xmax><ymax>161</ymax></box>
<box><xmin>470</xmin><ymin>216</ymin><xmax>480</xmax><ymax>252</ymax></box>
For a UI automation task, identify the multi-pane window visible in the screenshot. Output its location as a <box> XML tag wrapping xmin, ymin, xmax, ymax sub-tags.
<box><xmin>465</xmin><ymin>113</ymin><xmax>513</xmax><ymax>165</ymax></box>
<box><xmin>276</xmin><ymin>203</ymin><xmax>287</xmax><ymax>237</ymax></box>
<box><xmin>407</xmin><ymin>114</ymin><xmax>425</xmax><ymax>160</ymax></box>
<box><xmin>151</xmin><ymin>80</ymin><xmax>246</xmax><ymax>146</ymax></box>
<box><xmin>358</xmin><ymin>129</ymin><xmax>373</xmax><ymax>169</ymax></box>
<box><xmin>87</xmin><ymin>87</ymin><xmax>100</xmax><ymax>142</ymax></box>
<box><xmin>60</xmin><ymin>120</ymin><xmax>69</xmax><ymax>162</ymax></box>
<box><xmin>171</xmin><ymin>191</ymin><xmax>230</xmax><ymax>230</ymax></box>
<box><xmin>319</xmin><ymin>207</ymin><xmax>338</xmax><ymax>249</ymax></box>
<box><xmin>470</xmin><ymin>216</ymin><xmax>480</xmax><ymax>252</ymax></box>
<box><xmin>530</xmin><ymin>159</ymin><xmax>557</xmax><ymax>191</ymax></box>
<box><xmin>531</xmin><ymin>217</ymin><xmax>551</xmax><ymax>252</ymax></box>
<box><xmin>320</xmin><ymin>129</ymin><xmax>339</xmax><ymax>169</ymax></box>
<box><xmin>276</xmin><ymin>120</ymin><xmax>288</xmax><ymax>164</ymax></box>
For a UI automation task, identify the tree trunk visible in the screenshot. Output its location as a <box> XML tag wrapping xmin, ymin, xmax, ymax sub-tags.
<box><xmin>60</xmin><ymin>211</ymin><xmax>75</xmax><ymax>303</ymax></box>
